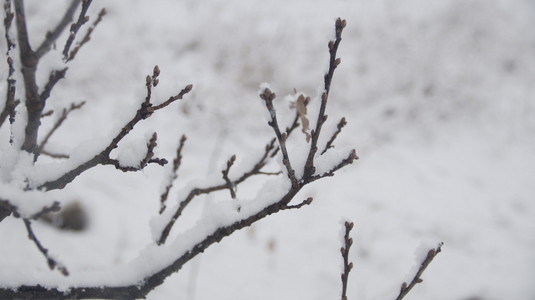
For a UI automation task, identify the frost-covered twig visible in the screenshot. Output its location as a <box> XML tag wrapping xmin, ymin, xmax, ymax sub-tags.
<box><xmin>309</xmin><ymin>149</ymin><xmax>357</xmax><ymax>182</ymax></box>
<box><xmin>260</xmin><ymin>88</ymin><xmax>299</xmax><ymax>188</ymax></box>
<box><xmin>38</xmin><ymin>67</ymin><xmax>192</xmax><ymax>191</ymax></box>
<box><xmin>395</xmin><ymin>242</ymin><xmax>443</xmax><ymax>300</ymax></box>
<box><xmin>303</xmin><ymin>18</ymin><xmax>346</xmax><ymax>182</ymax></box>
<box><xmin>23</xmin><ymin>219</ymin><xmax>69</xmax><ymax>276</ymax></box>
<box><xmin>38</xmin><ymin>101</ymin><xmax>86</xmax><ymax>157</ymax></box>
<box><xmin>157</xmin><ymin>138</ymin><xmax>280</xmax><ymax>245</ymax></box>
<box><xmin>159</xmin><ymin>135</ymin><xmax>187</xmax><ymax>214</ymax></box>
<box><xmin>67</xmin><ymin>7</ymin><xmax>106</xmax><ymax>62</ymax></box>
<box><xmin>340</xmin><ymin>221</ymin><xmax>354</xmax><ymax>300</ymax></box>
<box><xmin>0</xmin><ymin>16</ymin><xmax>357</xmax><ymax>300</ymax></box>
<box><xmin>103</xmin><ymin>132</ymin><xmax>167</xmax><ymax>172</ymax></box>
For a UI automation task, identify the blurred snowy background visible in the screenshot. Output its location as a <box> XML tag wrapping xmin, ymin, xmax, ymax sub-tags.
<box><xmin>1</xmin><ymin>0</ymin><xmax>535</xmax><ymax>299</ymax></box>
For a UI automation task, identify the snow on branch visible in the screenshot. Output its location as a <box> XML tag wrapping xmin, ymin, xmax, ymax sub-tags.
<box><xmin>36</xmin><ymin>66</ymin><xmax>192</xmax><ymax>191</ymax></box>
<box><xmin>395</xmin><ymin>242</ymin><xmax>444</xmax><ymax>300</ymax></box>
<box><xmin>0</xmin><ymin>10</ymin><xmax>361</xmax><ymax>299</ymax></box>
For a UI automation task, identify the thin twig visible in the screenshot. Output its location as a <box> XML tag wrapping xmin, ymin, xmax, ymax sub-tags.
<box><xmin>321</xmin><ymin>117</ymin><xmax>347</xmax><ymax>155</ymax></box>
<box><xmin>103</xmin><ymin>133</ymin><xmax>168</xmax><ymax>172</ymax></box>
<box><xmin>260</xmin><ymin>88</ymin><xmax>299</xmax><ymax>188</ymax></box>
<box><xmin>0</xmin><ymin>0</ymin><xmax>18</xmax><ymax>131</ymax></box>
<box><xmin>222</xmin><ymin>155</ymin><xmax>237</xmax><ymax>199</ymax></box>
<box><xmin>303</xmin><ymin>18</ymin><xmax>346</xmax><ymax>181</ymax></box>
<box><xmin>38</xmin><ymin>67</ymin><xmax>192</xmax><ymax>191</ymax></box>
<box><xmin>39</xmin><ymin>68</ymin><xmax>68</xmax><ymax>103</ymax></box>
<box><xmin>67</xmin><ymin>7</ymin><xmax>106</xmax><ymax>62</ymax></box>
<box><xmin>340</xmin><ymin>221</ymin><xmax>354</xmax><ymax>300</ymax></box>
<box><xmin>395</xmin><ymin>242</ymin><xmax>444</xmax><ymax>300</ymax></box>
<box><xmin>38</xmin><ymin>101</ymin><xmax>86</xmax><ymax>155</ymax></box>
<box><xmin>159</xmin><ymin>135</ymin><xmax>187</xmax><ymax>214</ymax></box>
<box><xmin>29</xmin><ymin>201</ymin><xmax>61</xmax><ymax>220</ymax></box>
<box><xmin>283</xmin><ymin>197</ymin><xmax>313</xmax><ymax>210</ymax></box>
<box><xmin>157</xmin><ymin>138</ymin><xmax>280</xmax><ymax>245</ymax></box>
<box><xmin>62</xmin><ymin>0</ymin><xmax>92</xmax><ymax>61</ymax></box>
<box><xmin>23</xmin><ymin>219</ymin><xmax>69</xmax><ymax>276</ymax></box>
<box><xmin>309</xmin><ymin>149</ymin><xmax>358</xmax><ymax>183</ymax></box>
<box><xmin>35</xmin><ymin>0</ymin><xmax>82</xmax><ymax>59</ymax></box>
<box><xmin>41</xmin><ymin>149</ymin><xmax>70</xmax><ymax>159</ymax></box>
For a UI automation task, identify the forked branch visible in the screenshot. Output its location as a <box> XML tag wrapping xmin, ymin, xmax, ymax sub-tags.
<box><xmin>303</xmin><ymin>18</ymin><xmax>346</xmax><ymax>181</ymax></box>
<box><xmin>38</xmin><ymin>66</ymin><xmax>192</xmax><ymax>191</ymax></box>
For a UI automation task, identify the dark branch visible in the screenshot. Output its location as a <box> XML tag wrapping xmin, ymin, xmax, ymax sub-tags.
<box><xmin>38</xmin><ymin>67</ymin><xmax>192</xmax><ymax>191</ymax></box>
<box><xmin>38</xmin><ymin>101</ymin><xmax>86</xmax><ymax>156</ymax></box>
<box><xmin>14</xmin><ymin>0</ymin><xmax>43</xmax><ymax>156</ymax></box>
<box><xmin>260</xmin><ymin>88</ymin><xmax>299</xmax><ymax>188</ymax></box>
<box><xmin>0</xmin><ymin>1</ymin><xmax>18</xmax><ymax>130</ymax></box>
<box><xmin>340</xmin><ymin>221</ymin><xmax>354</xmax><ymax>300</ymax></box>
<box><xmin>159</xmin><ymin>135</ymin><xmax>187</xmax><ymax>214</ymax></box>
<box><xmin>41</xmin><ymin>149</ymin><xmax>70</xmax><ymax>159</ymax></box>
<box><xmin>39</xmin><ymin>68</ymin><xmax>68</xmax><ymax>104</ymax></box>
<box><xmin>62</xmin><ymin>0</ymin><xmax>92</xmax><ymax>61</ymax></box>
<box><xmin>67</xmin><ymin>7</ymin><xmax>106</xmax><ymax>62</ymax></box>
<box><xmin>102</xmin><ymin>133</ymin><xmax>168</xmax><ymax>172</ymax></box>
<box><xmin>29</xmin><ymin>201</ymin><xmax>61</xmax><ymax>220</ymax></box>
<box><xmin>157</xmin><ymin>138</ymin><xmax>280</xmax><ymax>245</ymax></box>
<box><xmin>283</xmin><ymin>197</ymin><xmax>313</xmax><ymax>210</ymax></box>
<box><xmin>395</xmin><ymin>242</ymin><xmax>444</xmax><ymax>300</ymax></box>
<box><xmin>222</xmin><ymin>155</ymin><xmax>237</xmax><ymax>199</ymax></box>
<box><xmin>321</xmin><ymin>117</ymin><xmax>347</xmax><ymax>155</ymax></box>
<box><xmin>23</xmin><ymin>219</ymin><xmax>69</xmax><ymax>276</ymax></box>
<box><xmin>309</xmin><ymin>149</ymin><xmax>358</xmax><ymax>183</ymax></box>
<box><xmin>303</xmin><ymin>18</ymin><xmax>346</xmax><ymax>181</ymax></box>
<box><xmin>35</xmin><ymin>0</ymin><xmax>82</xmax><ymax>59</ymax></box>
<box><xmin>0</xmin><ymin>187</ymin><xmax>303</xmax><ymax>299</ymax></box>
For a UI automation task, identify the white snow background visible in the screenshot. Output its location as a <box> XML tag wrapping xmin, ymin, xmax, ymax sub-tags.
<box><xmin>1</xmin><ymin>0</ymin><xmax>535</xmax><ymax>299</ymax></box>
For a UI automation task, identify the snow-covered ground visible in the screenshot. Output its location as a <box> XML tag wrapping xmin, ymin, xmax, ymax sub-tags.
<box><xmin>1</xmin><ymin>0</ymin><xmax>535</xmax><ymax>299</ymax></box>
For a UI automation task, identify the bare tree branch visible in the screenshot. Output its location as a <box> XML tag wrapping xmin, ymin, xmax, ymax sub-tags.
<box><xmin>321</xmin><ymin>117</ymin><xmax>347</xmax><ymax>155</ymax></box>
<box><xmin>260</xmin><ymin>88</ymin><xmax>299</xmax><ymax>188</ymax></box>
<box><xmin>0</xmin><ymin>16</ymin><xmax>359</xmax><ymax>300</ymax></box>
<box><xmin>102</xmin><ymin>132</ymin><xmax>168</xmax><ymax>172</ymax></box>
<box><xmin>38</xmin><ymin>101</ymin><xmax>86</xmax><ymax>156</ymax></box>
<box><xmin>303</xmin><ymin>18</ymin><xmax>346</xmax><ymax>181</ymax></box>
<box><xmin>340</xmin><ymin>221</ymin><xmax>354</xmax><ymax>300</ymax></box>
<box><xmin>62</xmin><ymin>0</ymin><xmax>92</xmax><ymax>61</ymax></box>
<box><xmin>157</xmin><ymin>138</ymin><xmax>280</xmax><ymax>245</ymax></box>
<box><xmin>222</xmin><ymin>154</ymin><xmax>237</xmax><ymax>199</ymax></box>
<box><xmin>395</xmin><ymin>242</ymin><xmax>443</xmax><ymax>300</ymax></box>
<box><xmin>38</xmin><ymin>68</ymin><xmax>192</xmax><ymax>191</ymax></box>
<box><xmin>67</xmin><ymin>7</ymin><xmax>106</xmax><ymax>62</ymax></box>
<box><xmin>159</xmin><ymin>134</ymin><xmax>187</xmax><ymax>214</ymax></box>
<box><xmin>23</xmin><ymin>218</ymin><xmax>69</xmax><ymax>276</ymax></box>
<box><xmin>40</xmin><ymin>149</ymin><xmax>70</xmax><ymax>159</ymax></box>
<box><xmin>282</xmin><ymin>197</ymin><xmax>313</xmax><ymax>210</ymax></box>
<box><xmin>34</xmin><ymin>0</ymin><xmax>82</xmax><ymax>59</ymax></box>
<box><xmin>0</xmin><ymin>187</ymin><xmax>304</xmax><ymax>299</ymax></box>
<box><xmin>0</xmin><ymin>1</ymin><xmax>18</xmax><ymax>131</ymax></box>
<box><xmin>13</xmin><ymin>0</ymin><xmax>44</xmax><ymax>156</ymax></box>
